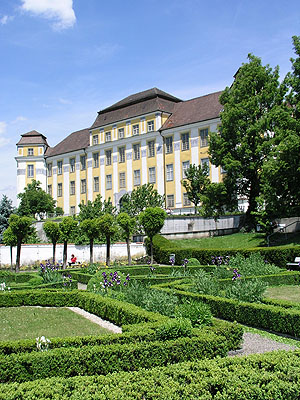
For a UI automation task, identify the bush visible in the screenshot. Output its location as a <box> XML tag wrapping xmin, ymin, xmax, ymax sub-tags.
<box><xmin>175</xmin><ymin>300</ymin><xmax>212</xmax><ymax>327</ymax></box>
<box><xmin>27</xmin><ymin>276</ymin><xmax>44</xmax><ymax>286</ymax></box>
<box><xmin>141</xmin><ymin>288</ymin><xmax>178</xmax><ymax>317</ymax></box>
<box><xmin>228</xmin><ymin>253</ymin><xmax>282</xmax><ymax>276</ymax></box>
<box><xmin>155</xmin><ymin>318</ymin><xmax>192</xmax><ymax>340</ymax></box>
<box><xmin>225</xmin><ymin>278</ymin><xmax>267</xmax><ymax>303</ymax></box>
<box><xmin>188</xmin><ymin>258</ymin><xmax>201</xmax><ymax>266</ymax></box>
<box><xmin>192</xmin><ymin>270</ymin><xmax>219</xmax><ymax>296</ymax></box>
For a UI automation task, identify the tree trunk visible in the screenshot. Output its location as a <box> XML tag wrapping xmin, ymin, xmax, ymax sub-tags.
<box><xmin>150</xmin><ymin>239</ymin><xmax>153</xmax><ymax>265</ymax></box>
<box><xmin>53</xmin><ymin>242</ymin><xmax>56</xmax><ymax>265</ymax></box>
<box><xmin>63</xmin><ymin>241</ymin><xmax>67</xmax><ymax>269</ymax></box>
<box><xmin>90</xmin><ymin>238</ymin><xmax>94</xmax><ymax>264</ymax></box>
<box><xmin>16</xmin><ymin>239</ymin><xmax>21</xmax><ymax>273</ymax></box>
<box><xmin>106</xmin><ymin>236</ymin><xmax>110</xmax><ymax>267</ymax></box>
<box><xmin>245</xmin><ymin>179</ymin><xmax>260</xmax><ymax>230</ymax></box>
<box><xmin>10</xmin><ymin>246</ymin><xmax>13</xmax><ymax>271</ymax></box>
<box><xmin>126</xmin><ymin>237</ymin><xmax>131</xmax><ymax>266</ymax></box>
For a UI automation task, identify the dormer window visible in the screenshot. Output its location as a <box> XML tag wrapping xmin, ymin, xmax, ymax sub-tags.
<box><xmin>28</xmin><ymin>148</ymin><xmax>34</xmax><ymax>156</ymax></box>
<box><xmin>92</xmin><ymin>135</ymin><xmax>99</xmax><ymax>145</ymax></box>
<box><xmin>133</xmin><ymin>124</ymin><xmax>139</xmax><ymax>136</ymax></box>
<box><xmin>105</xmin><ymin>131</ymin><xmax>111</xmax><ymax>142</ymax></box>
<box><xmin>147</xmin><ymin>121</ymin><xmax>154</xmax><ymax>132</ymax></box>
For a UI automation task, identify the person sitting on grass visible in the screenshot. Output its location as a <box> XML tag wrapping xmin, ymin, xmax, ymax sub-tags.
<box><xmin>69</xmin><ymin>254</ymin><xmax>77</xmax><ymax>266</ymax></box>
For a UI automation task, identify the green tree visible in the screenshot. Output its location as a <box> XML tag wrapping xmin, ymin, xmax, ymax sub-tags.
<box><xmin>98</xmin><ymin>214</ymin><xmax>118</xmax><ymax>267</ymax></box>
<box><xmin>0</xmin><ymin>195</ymin><xmax>15</xmax><ymax>242</ymax></box>
<box><xmin>181</xmin><ymin>164</ymin><xmax>211</xmax><ymax>213</ymax></box>
<box><xmin>78</xmin><ymin>195</ymin><xmax>116</xmax><ymax>221</ymax></box>
<box><xmin>79</xmin><ymin>219</ymin><xmax>101</xmax><ymax>264</ymax></box>
<box><xmin>209</xmin><ymin>54</ymin><xmax>284</xmax><ymax>229</ymax></box>
<box><xmin>120</xmin><ymin>184</ymin><xmax>164</xmax><ymax>217</ymax></box>
<box><xmin>58</xmin><ymin>217</ymin><xmax>78</xmax><ymax>269</ymax></box>
<box><xmin>200</xmin><ymin>182</ymin><xmax>229</xmax><ymax>226</ymax></box>
<box><xmin>117</xmin><ymin>212</ymin><xmax>136</xmax><ymax>265</ymax></box>
<box><xmin>139</xmin><ymin>207</ymin><xmax>166</xmax><ymax>264</ymax></box>
<box><xmin>257</xmin><ymin>36</ymin><xmax>300</xmax><ymax>227</ymax></box>
<box><xmin>2</xmin><ymin>227</ymin><xmax>17</xmax><ymax>270</ymax></box>
<box><xmin>7</xmin><ymin>214</ymin><xmax>35</xmax><ymax>272</ymax></box>
<box><xmin>43</xmin><ymin>221</ymin><xmax>61</xmax><ymax>264</ymax></box>
<box><xmin>17</xmin><ymin>180</ymin><xmax>56</xmax><ymax>219</ymax></box>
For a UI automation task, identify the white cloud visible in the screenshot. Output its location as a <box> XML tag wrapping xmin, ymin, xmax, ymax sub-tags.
<box><xmin>20</xmin><ymin>0</ymin><xmax>76</xmax><ymax>30</ymax></box>
<box><xmin>12</xmin><ymin>116</ymin><xmax>27</xmax><ymax>124</ymax></box>
<box><xmin>0</xmin><ymin>122</ymin><xmax>10</xmax><ymax>147</ymax></box>
<box><xmin>0</xmin><ymin>15</ymin><xmax>14</xmax><ymax>25</ymax></box>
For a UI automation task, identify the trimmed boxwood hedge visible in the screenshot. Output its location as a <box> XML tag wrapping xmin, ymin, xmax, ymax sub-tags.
<box><xmin>150</xmin><ymin>234</ymin><xmax>300</xmax><ymax>268</ymax></box>
<box><xmin>0</xmin><ymin>350</ymin><xmax>300</xmax><ymax>399</ymax></box>
<box><xmin>154</xmin><ymin>281</ymin><xmax>300</xmax><ymax>337</ymax></box>
<box><xmin>0</xmin><ymin>332</ymin><xmax>234</xmax><ymax>383</ymax></box>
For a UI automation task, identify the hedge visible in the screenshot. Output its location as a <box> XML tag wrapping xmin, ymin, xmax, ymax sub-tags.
<box><xmin>0</xmin><ymin>330</ymin><xmax>240</xmax><ymax>383</ymax></box>
<box><xmin>153</xmin><ymin>281</ymin><xmax>300</xmax><ymax>337</ymax></box>
<box><xmin>0</xmin><ymin>271</ymin><xmax>38</xmax><ymax>284</ymax></box>
<box><xmin>150</xmin><ymin>234</ymin><xmax>300</xmax><ymax>268</ymax></box>
<box><xmin>0</xmin><ymin>351</ymin><xmax>300</xmax><ymax>399</ymax></box>
<box><xmin>0</xmin><ymin>318</ymin><xmax>242</xmax><ymax>356</ymax></box>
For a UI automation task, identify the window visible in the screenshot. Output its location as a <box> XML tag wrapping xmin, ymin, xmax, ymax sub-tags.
<box><xmin>80</xmin><ymin>155</ymin><xmax>86</xmax><ymax>170</ymax></box>
<box><xmin>134</xmin><ymin>169</ymin><xmax>140</xmax><ymax>186</ymax></box>
<box><xmin>182</xmin><ymin>161</ymin><xmax>190</xmax><ymax>179</ymax></box>
<box><xmin>133</xmin><ymin>143</ymin><xmax>140</xmax><ymax>160</ymax></box>
<box><xmin>47</xmin><ymin>163</ymin><xmax>52</xmax><ymax>177</ymax></box>
<box><xmin>70</xmin><ymin>158</ymin><xmax>75</xmax><ymax>173</ymax></box>
<box><xmin>148</xmin><ymin>140</ymin><xmax>155</xmax><ymax>158</ymax></box>
<box><xmin>93</xmin><ymin>152</ymin><xmax>99</xmax><ymax>168</ymax></box>
<box><xmin>27</xmin><ymin>164</ymin><xmax>34</xmax><ymax>178</ymax></box>
<box><xmin>149</xmin><ymin>167</ymin><xmax>156</xmax><ymax>184</ymax></box>
<box><xmin>166</xmin><ymin>164</ymin><xmax>173</xmax><ymax>181</ymax></box>
<box><xmin>106</xmin><ymin>150</ymin><xmax>112</xmax><ymax>165</ymax></box>
<box><xmin>92</xmin><ymin>135</ymin><xmax>99</xmax><ymax>145</ymax></box>
<box><xmin>70</xmin><ymin>206</ymin><xmax>75</xmax><ymax>216</ymax></box>
<box><xmin>119</xmin><ymin>147</ymin><xmax>125</xmax><ymax>163</ymax></box>
<box><xmin>132</xmin><ymin>124</ymin><xmax>139</xmax><ymax>136</ymax></box>
<box><xmin>165</xmin><ymin>136</ymin><xmax>173</xmax><ymax>154</ymax></box>
<box><xmin>58</xmin><ymin>183</ymin><xmax>62</xmax><ymax>197</ymax></box>
<box><xmin>57</xmin><ymin>161</ymin><xmax>62</xmax><ymax>175</ymax></box>
<box><xmin>119</xmin><ymin>172</ymin><xmax>126</xmax><ymax>189</ymax></box>
<box><xmin>147</xmin><ymin>120</ymin><xmax>154</xmax><ymax>132</ymax></box>
<box><xmin>27</xmin><ymin>148</ymin><xmax>34</xmax><ymax>156</ymax></box>
<box><xmin>70</xmin><ymin>181</ymin><xmax>75</xmax><ymax>195</ymax></box>
<box><xmin>81</xmin><ymin>179</ymin><xmax>86</xmax><ymax>194</ymax></box>
<box><xmin>181</xmin><ymin>133</ymin><xmax>190</xmax><ymax>151</ymax></box>
<box><xmin>183</xmin><ymin>193</ymin><xmax>191</xmax><ymax>206</ymax></box>
<box><xmin>200</xmin><ymin>128</ymin><xmax>209</xmax><ymax>147</ymax></box>
<box><xmin>94</xmin><ymin>176</ymin><xmax>99</xmax><ymax>192</ymax></box>
<box><xmin>201</xmin><ymin>158</ymin><xmax>210</xmax><ymax>172</ymax></box>
<box><xmin>47</xmin><ymin>184</ymin><xmax>52</xmax><ymax>196</ymax></box>
<box><xmin>118</xmin><ymin>128</ymin><xmax>124</xmax><ymax>139</ymax></box>
<box><xmin>106</xmin><ymin>174</ymin><xmax>112</xmax><ymax>190</ymax></box>
<box><xmin>105</xmin><ymin>131</ymin><xmax>111</xmax><ymax>142</ymax></box>
<box><xmin>167</xmin><ymin>195</ymin><xmax>174</xmax><ymax>208</ymax></box>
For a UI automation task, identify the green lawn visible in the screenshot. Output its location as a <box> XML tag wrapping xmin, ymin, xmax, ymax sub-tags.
<box><xmin>169</xmin><ymin>232</ymin><xmax>300</xmax><ymax>249</ymax></box>
<box><xmin>0</xmin><ymin>307</ymin><xmax>113</xmax><ymax>341</ymax></box>
<box><xmin>265</xmin><ymin>285</ymin><xmax>300</xmax><ymax>303</ymax></box>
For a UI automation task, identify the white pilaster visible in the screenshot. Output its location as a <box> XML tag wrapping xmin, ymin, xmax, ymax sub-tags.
<box><xmin>191</xmin><ymin>127</ymin><xmax>199</xmax><ymax>166</ymax></box>
<box><xmin>113</xmin><ymin>146</ymin><xmax>118</xmax><ymax>197</ymax></box>
<box><xmin>155</xmin><ymin>112</ymin><xmax>162</xmax><ymax>130</ymax></box>
<box><xmin>141</xmin><ymin>139</ymin><xmax>147</xmax><ymax>185</ymax></box>
<box><xmin>126</xmin><ymin>144</ymin><xmax>133</xmax><ymax>192</ymax></box>
<box><xmin>156</xmin><ymin>136</ymin><xmax>164</xmax><ymax>195</ymax></box>
<box><xmin>174</xmin><ymin>132</ymin><xmax>182</xmax><ymax>208</ymax></box>
<box><xmin>100</xmin><ymin>149</ymin><xmax>105</xmax><ymax>197</ymax></box>
<box><xmin>87</xmin><ymin>152</ymin><xmax>93</xmax><ymax>201</ymax></box>
<box><xmin>75</xmin><ymin>156</ymin><xmax>80</xmax><ymax>207</ymax></box>
<box><xmin>63</xmin><ymin>157</ymin><xmax>70</xmax><ymax>214</ymax></box>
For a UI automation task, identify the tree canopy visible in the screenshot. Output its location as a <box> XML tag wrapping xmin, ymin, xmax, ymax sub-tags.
<box><xmin>120</xmin><ymin>184</ymin><xmax>164</xmax><ymax>217</ymax></box>
<box><xmin>0</xmin><ymin>195</ymin><xmax>15</xmax><ymax>242</ymax></box>
<box><xmin>78</xmin><ymin>195</ymin><xmax>116</xmax><ymax>221</ymax></box>
<box><xmin>209</xmin><ymin>54</ymin><xmax>284</xmax><ymax>229</ymax></box>
<box><xmin>17</xmin><ymin>180</ymin><xmax>56</xmax><ymax>219</ymax></box>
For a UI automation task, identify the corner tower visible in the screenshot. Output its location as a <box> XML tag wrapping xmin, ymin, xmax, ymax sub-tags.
<box><xmin>16</xmin><ymin>130</ymin><xmax>49</xmax><ymax>202</ymax></box>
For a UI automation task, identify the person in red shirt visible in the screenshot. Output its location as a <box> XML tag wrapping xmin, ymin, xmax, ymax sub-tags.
<box><xmin>69</xmin><ymin>254</ymin><xmax>77</xmax><ymax>266</ymax></box>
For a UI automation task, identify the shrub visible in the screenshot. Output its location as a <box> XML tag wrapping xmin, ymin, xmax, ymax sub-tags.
<box><xmin>27</xmin><ymin>276</ymin><xmax>44</xmax><ymax>286</ymax></box>
<box><xmin>175</xmin><ymin>300</ymin><xmax>212</xmax><ymax>327</ymax></box>
<box><xmin>228</xmin><ymin>253</ymin><xmax>282</xmax><ymax>276</ymax></box>
<box><xmin>188</xmin><ymin>258</ymin><xmax>201</xmax><ymax>266</ymax></box>
<box><xmin>225</xmin><ymin>278</ymin><xmax>267</xmax><ymax>303</ymax></box>
<box><xmin>155</xmin><ymin>318</ymin><xmax>192</xmax><ymax>340</ymax></box>
<box><xmin>192</xmin><ymin>270</ymin><xmax>219</xmax><ymax>296</ymax></box>
<box><xmin>141</xmin><ymin>288</ymin><xmax>178</xmax><ymax>317</ymax></box>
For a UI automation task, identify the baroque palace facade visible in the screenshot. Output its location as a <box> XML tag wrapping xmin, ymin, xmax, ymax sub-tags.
<box><xmin>16</xmin><ymin>88</ymin><xmax>223</xmax><ymax>215</ymax></box>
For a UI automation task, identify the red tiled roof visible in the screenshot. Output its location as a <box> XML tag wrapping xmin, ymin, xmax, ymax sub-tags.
<box><xmin>45</xmin><ymin>128</ymin><xmax>89</xmax><ymax>157</ymax></box>
<box><xmin>16</xmin><ymin>130</ymin><xmax>49</xmax><ymax>146</ymax></box>
<box><xmin>161</xmin><ymin>91</ymin><xmax>223</xmax><ymax>131</ymax></box>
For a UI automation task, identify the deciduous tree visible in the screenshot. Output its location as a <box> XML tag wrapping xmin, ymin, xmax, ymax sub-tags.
<box><xmin>43</xmin><ymin>221</ymin><xmax>60</xmax><ymax>264</ymax></box>
<box><xmin>0</xmin><ymin>195</ymin><xmax>15</xmax><ymax>242</ymax></box>
<box><xmin>79</xmin><ymin>219</ymin><xmax>101</xmax><ymax>264</ymax></box>
<box><xmin>139</xmin><ymin>207</ymin><xmax>166</xmax><ymax>265</ymax></box>
<box><xmin>117</xmin><ymin>212</ymin><xmax>136</xmax><ymax>265</ymax></box>
<box><xmin>98</xmin><ymin>214</ymin><xmax>118</xmax><ymax>267</ymax></box>
<box><xmin>59</xmin><ymin>217</ymin><xmax>78</xmax><ymax>269</ymax></box>
<box><xmin>181</xmin><ymin>164</ymin><xmax>210</xmax><ymax>213</ymax></box>
<box><xmin>2</xmin><ymin>227</ymin><xmax>17</xmax><ymax>270</ymax></box>
<box><xmin>120</xmin><ymin>184</ymin><xmax>164</xmax><ymax>217</ymax></box>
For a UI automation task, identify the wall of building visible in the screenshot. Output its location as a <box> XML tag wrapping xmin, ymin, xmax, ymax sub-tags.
<box><xmin>0</xmin><ymin>242</ymin><xmax>146</xmax><ymax>267</ymax></box>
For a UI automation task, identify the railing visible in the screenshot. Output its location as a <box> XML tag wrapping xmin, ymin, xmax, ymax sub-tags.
<box><xmin>267</xmin><ymin>219</ymin><xmax>300</xmax><ymax>246</ymax></box>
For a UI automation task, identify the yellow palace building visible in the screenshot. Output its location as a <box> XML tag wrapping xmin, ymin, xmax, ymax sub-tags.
<box><xmin>16</xmin><ymin>88</ymin><xmax>224</xmax><ymax>215</ymax></box>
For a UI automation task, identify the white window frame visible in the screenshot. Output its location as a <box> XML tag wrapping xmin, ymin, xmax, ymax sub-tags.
<box><xmin>182</xmin><ymin>161</ymin><xmax>190</xmax><ymax>179</ymax></box>
<box><xmin>47</xmin><ymin>163</ymin><xmax>52</xmax><ymax>177</ymax></box>
<box><xmin>119</xmin><ymin>172</ymin><xmax>126</xmax><ymax>189</ymax></box>
<box><xmin>106</xmin><ymin>150</ymin><xmax>112</xmax><ymax>166</ymax></box>
<box><xmin>200</xmin><ymin>128</ymin><xmax>209</xmax><ymax>148</ymax></box>
<box><xmin>57</xmin><ymin>183</ymin><xmax>63</xmax><ymax>197</ymax></box>
<box><xmin>94</xmin><ymin>176</ymin><xmax>99</xmax><ymax>192</ymax></box>
<box><xmin>181</xmin><ymin>132</ymin><xmax>190</xmax><ymax>151</ymax></box>
<box><xmin>81</xmin><ymin>179</ymin><xmax>87</xmax><ymax>194</ymax></box>
<box><xmin>57</xmin><ymin>161</ymin><xmax>63</xmax><ymax>175</ymax></box>
<box><xmin>70</xmin><ymin>158</ymin><xmax>75</xmax><ymax>173</ymax></box>
<box><xmin>92</xmin><ymin>135</ymin><xmax>99</xmax><ymax>145</ymax></box>
<box><xmin>70</xmin><ymin>181</ymin><xmax>75</xmax><ymax>195</ymax></box>
<box><xmin>132</xmin><ymin>124</ymin><xmax>139</xmax><ymax>136</ymax></box>
<box><xmin>47</xmin><ymin>184</ymin><xmax>52</xmax><ymax>196</ymax></box>
<box><xmin>27</xmin><ymin>164</ymin><xmax>34</xmax><ymax>178</ymax></box>
<box><xmin>183</xmin><ymin>192</ymin><xmax>191</xmax><ymax>206</ymax></box>
<box><xmin>147</xmin><ymin>120</ymin><xmax>154</xmax><ymax>132</ymax></box>
<box><xmin>70</xmin><ymin>206</ymin><xmax>75</xmax><ymax>216</ymax></box>
<box><xmin>167</xmin><ymin>194</ymin><xmax>174</xmax><ymax>208</ymax></box>
<box><xmin>165</xmin><ymin>136</ymin><xmax>173</xmax><ymax>154</ymax></box>
<box><xmin>133</xmin><ymin>143</ymin><xmax>140</xmax><ymax>160</ymax></box>
<box><xmin>119</xmin><ymin>147</ymin><xmax>125</xmax><ymax>163</ymax></box>
<box><xmin>118</xmin><ymin>128</ymin><xmax>124</xmax><ymax>139</ymax></box>
<box><xmin>106</xmin><ymin>174</ymin><xmax>112</xmax><ymax>190</ymax></box>
<box><xmin>148</xmin><ymin>140</ymin><xmax>155</xmax><ymax>158</ymax></box>
<box><xmin>80</xmin><ymin>155</ymin><xmax>86</xmax><ymax>170</ymax></box>
<box><xmin>201</xmin><ymin>158</ymin><xmax>210</xmax><ymax>173</ymax></box>
<box><xmin>105</xmin><ymin>131</ymin><xmax>111</xmax><ymax>142</ymax></box>
<box><xmin>27</xmin><ymin>148</ymin><xmax>34</xmax><ymax>156</ymax></box>
<box><xmin>93</xmin><ymin>152</ymin><xmax>99</xmax><ymax>168</ymax></box>
<box><xmin>166</xmin><ymin>164</ymin><xmax>173</xmax><ymax>181</ymax></box>
<box><xmin>134</xmin><ymin>169</ymin><xmax>140</xmax><ymax>186</ymax></box>
<box><xmin>149</xmin><ymin>167</ymin><xmax>156</xmax><ymax>184</ymax></box>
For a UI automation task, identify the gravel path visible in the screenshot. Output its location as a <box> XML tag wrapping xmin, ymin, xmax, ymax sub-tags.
<box><xmin>67</xmin><ymin>307</ymin><xmax>122</xmax><ymax>333</ymax></box>
<box><xmin>228</xmin><ymin>332</ymin><xmax>297</xmax><ymax>357</ymax></box>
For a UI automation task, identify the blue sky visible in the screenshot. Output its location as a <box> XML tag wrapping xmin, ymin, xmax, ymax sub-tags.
<box><xmin>0</xmin><ymin>0</ymin><xmax>299</xmax><ymax>204</ymax></box>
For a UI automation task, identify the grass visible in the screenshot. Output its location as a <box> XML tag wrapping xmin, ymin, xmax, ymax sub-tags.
<box><xmin>242</xmin><ymin>324</ymin><xmax>300</xmax><ymax>347</ymax></box>
<box><xmin>0</xmin><ymin>306</ymin><xmax>113</xmax><ymax>341</ymax></box>
<box><xmin>169</xmin><ymin>232</ymin><xmax>300</xmax><ymax>249</ymax></box>
<box><xmin>265</xmin><ymin>285</ymin><xmax>300</xmax><ymax>303</ymax></box>
<box><xmin>170</xmin><ymin>232</ymin><xmax>267</xmax><ymax>249</ymax></box>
